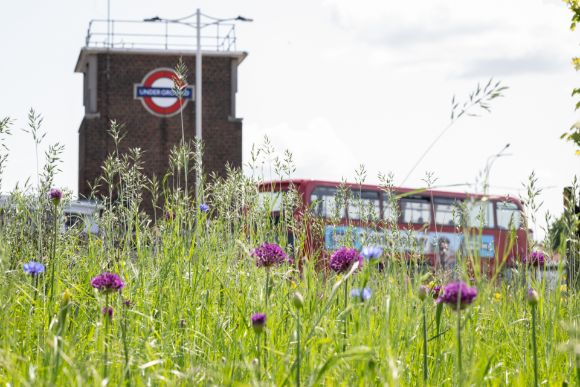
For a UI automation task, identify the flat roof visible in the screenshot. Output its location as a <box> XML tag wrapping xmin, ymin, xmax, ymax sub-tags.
<box><xmin>75</xmin><ymin>47</ymin><xmax>248</xmax><ymax>73</ymax></box>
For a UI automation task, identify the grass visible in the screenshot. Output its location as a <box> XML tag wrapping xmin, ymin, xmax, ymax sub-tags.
<box><xmin>0</xmin><ymin>182</ymin><xmax>578</xmax><ymax>385</ymax></box>
<box><xmin>0</xmin><ymin>111</ymin><xmax>577</xmax><ymax>385</ymax></box>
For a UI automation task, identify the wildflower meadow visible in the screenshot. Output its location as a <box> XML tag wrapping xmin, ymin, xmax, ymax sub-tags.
<box><xmin>0</xmin><ymin>106</ymin><xmax>579</xmax><ymax>385</ymax></box>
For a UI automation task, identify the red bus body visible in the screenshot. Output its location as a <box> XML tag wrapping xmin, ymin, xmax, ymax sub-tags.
<box><xmin>258</xmin><ymin>179</ymin><xmax>527</xmax><ymax>274</ymax></box>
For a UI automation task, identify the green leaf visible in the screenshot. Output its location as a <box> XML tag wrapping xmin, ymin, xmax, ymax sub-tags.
<box><xmin>310</xmin><ymin>347</ymin><xmax>373</xmax><ymax>386</ymax></box>
<box><xmin>435</xmin><ymin>302</ymin><xmax>444</xmax><ymax>336</ymax></box>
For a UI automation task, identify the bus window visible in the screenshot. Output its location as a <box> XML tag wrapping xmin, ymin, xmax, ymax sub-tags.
<box><xmin>258</xmin><ymin>191</ymin><xmax>286</xmax><ymax>212</ymax></box>
<box><xmin>434</xmin><ymin>199</ymin><xmax>461</xmax><ymax>226</ymax></box>
<box><xmin>400</xmin><ymin>198</ymin><xmax>431</xmax><ymax>224</ymax></box>
<box><xmin>348</xmin><ymin>190</ymin><xmax>380</xmax><ymax>221</ymax></box>
<box><xmin>496</xmin><ymin>202</ymin><xmax>521</xmax><ymax>230</ymax></box>
<box><xmin>464</xmin><ymin>200</ymin><xmax>495</xmax><ymax>228</ymax></box>
<box><xmin>310</xmin><ymin>186</ymin><xmax>345</xmax><ymax>219</ymax></box>
<box><xmin>382</xmin><ymin>194</ymin><xmax>397</xmax><ymax>223</ymax></box>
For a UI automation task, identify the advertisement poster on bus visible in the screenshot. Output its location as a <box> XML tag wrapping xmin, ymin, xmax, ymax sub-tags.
<box><xmin>324</xmin><ymin>225</ymin><xmax>495</xmax><ymax>261</ymax></box>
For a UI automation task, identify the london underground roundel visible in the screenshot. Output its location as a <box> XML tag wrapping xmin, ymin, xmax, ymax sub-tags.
<box><xmin>134</xmin><ymin>68</ymin><xmax>194</xmax><ymax>117</ymax></box>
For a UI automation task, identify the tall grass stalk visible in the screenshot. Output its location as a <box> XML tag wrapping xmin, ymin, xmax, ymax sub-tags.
<box><xmin>103</xmin><ymin>293</ymin><xmax>110</xmax><ymax>381</ymax></box>
<box><xmin>457</xmin><ymin>307</ymin><xmax>463</xmax><ymax>386</ymax></box>
<box><xmin>264</xmin><ymin>268</ymin><xmax>271</xmax><ymax>374</ymax></box>
<box><xmin>531</xmin><ymin>303</ymin><xmax>539</xmax><ymax>387</ymax></box>
<box><xmin>121</xmin><ymin>302</ymin><xmax>131</xmax><ymax>384</ymax></box>
<box><xmin>48</xmin><ymin>200</ymin><xmax>58</xmax><ymax>307</ymax></box>
<box><xmin>343</xmin><ymin>278</ymin><xmax>349</xmax><ymax>352</ymax></box>
<box><xmin>50</xmin><ymin>290</ymin><xmax>71</xmax><ymax>385</ymax></box>
<box><xmin>422</xmin><ymin>302</ymin><xmax>428</xmax><ymax>382</ymax></box>
<box><xmin>296</xmin><ymin>311</ymin><xmax>301</xmax><ymax>387</ymax></box>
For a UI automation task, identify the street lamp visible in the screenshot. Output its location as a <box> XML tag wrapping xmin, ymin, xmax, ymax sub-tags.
<box><xmin>144</xmin><ymin>9</ymin><xmax>252</xmax><ymax>200</ymax></box>
<box><xmin>483</xmin><ymin>143</ymin><xmax>511</xmax><ymax>195</ymax></box>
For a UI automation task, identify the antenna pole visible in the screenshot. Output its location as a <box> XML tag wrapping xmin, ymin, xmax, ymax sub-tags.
<box><xmin>195</xmin><ymin>8</ymin><xmax>203</xmax><ymax>201</ymax></box>
<box><xmin>107</xmin><ymin>0</ymin><xmax>111</xmax><ymax>47</ymax></box>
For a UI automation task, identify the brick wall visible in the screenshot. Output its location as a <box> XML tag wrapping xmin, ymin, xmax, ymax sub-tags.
<box><xmin>77</xmin><ymin>50</ymin><xmax>243</xmax><ymax>212</ymax></box>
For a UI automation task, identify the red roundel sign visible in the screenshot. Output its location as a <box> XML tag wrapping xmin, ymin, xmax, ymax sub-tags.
<box><xmin>134</xmin><ymin>68</ymin><xmax>194</xmax><ymax>117</ymax></box>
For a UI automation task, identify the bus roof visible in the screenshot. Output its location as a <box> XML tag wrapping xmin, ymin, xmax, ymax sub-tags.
<box><xmin>258</xmin><ymin>179</ymin><xmax>523</xmax><ymax>207</ymax></box>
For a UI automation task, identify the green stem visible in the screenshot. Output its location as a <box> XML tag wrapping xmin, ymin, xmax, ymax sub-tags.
<box><xmin>255</xmin><ymin>332</ymin><xmax>262</xmax><ymax>381</ymax></box>
<box><xmin>32</xmin><ymin>276</ymin><xmax>38</xmax><ymax>313</ymax></box>
<box><xmin>264</xmin><ymin>269</ymin><xmax>270</xmax><ymax>373</ymax></box>
<box><xmin>265</xmin><ymin>269</ymin><xmax>270</xmax><ymax>312</ymax></box>
<box><xmin>122</xmin><ymin>308</ymin><xmax>130</xmax><ymax>384</ymax></box>
<box><xmin>263</xmin><ymin>329</ymin><xmax>268</xmax><ymax>378</ymax></box>
<box><xmin>343</xmin><ymin>278</ymin><xmax>348</xmax><ymax>352</ymax></box>
<box><xmin>457</xmin><ymin>310</ymin><xmax>462</xmax><ymax>387</ymax></box>
<box><xmin>104</xmin><ymin>293</ymin><xmax>110</xmax><ymax>381</ymax></box>
<box><xmin>531</xmin><ymin>304</ymin><xmax>538</xmax><ymax>387</ymax></box>
<box><xmin>422</xmin><ymin>302</ymin><xmax>428</xmax><ymax>383</ymax></box>
<box><xmin>51</xmin><ymin>301</ymin><xmax>69</xmax><ymax>385</ymax></box>
<box><xmin>48</xmin><ymin>203</ymin><xmax>58</xmax><ymax>306</ymax></box>
<box><xmin>296</xmin><ymin>312</ymin><xmax>301</xmax><ymax>387</ymax></box>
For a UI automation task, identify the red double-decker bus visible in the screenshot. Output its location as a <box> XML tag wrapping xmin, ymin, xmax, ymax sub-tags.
<box><xmin>258</xmin><ymin>179</ymin><xmax>527</xmax><ymax>275</ymax></box>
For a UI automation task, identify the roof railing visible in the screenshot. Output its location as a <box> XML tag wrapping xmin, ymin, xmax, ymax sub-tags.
<box><xmin>84</xmin><ymin>18</ymin><xmax>238</xmax><ymax>51</ymax></box>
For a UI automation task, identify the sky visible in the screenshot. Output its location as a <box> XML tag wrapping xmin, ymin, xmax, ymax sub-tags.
<box><xmin>1</xmin><ymin>0</ymin><xmax>579</xmax><ymax>239</ymax></box>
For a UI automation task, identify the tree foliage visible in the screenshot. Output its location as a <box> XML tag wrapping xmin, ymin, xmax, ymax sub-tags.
<box><xmin>563</xmin><ymin>0</ymin><xmax>580</xmax><ymax>155</ymax></box>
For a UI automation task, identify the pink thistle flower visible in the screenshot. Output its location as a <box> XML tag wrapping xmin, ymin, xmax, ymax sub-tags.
<box><xmin>90</xmin><ymin>273</ymin><xmax>125</xmax><ymax>294</ymax></box>
<box><xmin>329</xmin><ymin>247</ymin><xmax>363</xmax><ymax>274</ymax></box>
<box><xmin>252</xmin><ymin>243</ymin><xmax>290</xmax><ymax>268</ymax></box>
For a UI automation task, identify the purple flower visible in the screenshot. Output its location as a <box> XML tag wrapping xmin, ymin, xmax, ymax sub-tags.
<box><xmin>122</xmin><ymin>299</ymin><xmax>133</xmax><ymax>308</ymax></box>
<box><xmin>23</xmin><ymin>261</ymin><xmax>45</xmax><ymax>276</ymax></box>
<box><xmin>102</xmin><ymin>306</ymin><xmax>114</xmax><ymax>319</ymax></box>
<box><xmin>350</xmin><ymin>287</ymin><xmax>372</xmax><ymax>301</ymax></box>
<box><xmin>48</xmin><ymin>188</ymin><xmax>63</xmax><ymax>204</ymax></box>
<box><xmin>437</xmin><ymin>281</ymin><xmax>477</xmax><ymax>311</ymax></box>
<box><xmin>431</xmin><ymin>285</ymin><xmax>442</xmax><ymax>299</ymax></box>
<box><xmin>252</xmin><ymin>243</ymin><xmax>289</xmax><ymax>268</ymax></box>
<box><xmin>329</xmin><ymin>247</ymin><xmax>363</xmax><ymax>274</ymax></box>
<box><xmin>251</xmin><ymin>313</ymin><xmax>266</xmax><ymax>333</ymax></box>
<box><xmin>361</xmin><ymin>246</ymin><xmax>383</xmax><ymax>260</ymax></box>
<box><xmin>523</xmin><ymin>251</ymin><xmax>546</xmax><ymax>268</ymax></box>
<box><xmin>199</xmin><ymin>203</ymin><xmax>209</xmax><ymax>213</ymax></box>
<box><xmin>90</xmin><ymin>273</ymin><xmax>125</xmax><ymax>293</ymax></box>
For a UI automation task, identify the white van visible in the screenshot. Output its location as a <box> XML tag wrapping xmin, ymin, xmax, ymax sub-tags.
<box><xmin>63</xmin><ymin>200</ymin><xmax>102</xmax><ymax>235</ymax></box>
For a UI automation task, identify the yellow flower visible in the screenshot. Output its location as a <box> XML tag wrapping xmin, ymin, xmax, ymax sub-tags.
<box><xmin>62</xmin><ymin>289</ymin><xmax>72</xmax><ymax>304</ymax></box>
<box><xmin>493</xmin><ymin>292</ymin><xmax>502</xmax><ymax>302</ymax></box>
<box><xmin>560</xmin><ymin>284</ymin><xmax>568</xmax><ymax>293</ymax></box>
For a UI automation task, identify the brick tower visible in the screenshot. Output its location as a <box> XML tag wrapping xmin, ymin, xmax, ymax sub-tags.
<box><xmin>75</xmin><ymin>15</ymin><xmax>247</xmax><ymax>204</ymax></box>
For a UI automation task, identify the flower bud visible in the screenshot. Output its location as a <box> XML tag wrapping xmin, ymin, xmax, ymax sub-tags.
<box><xmin>527</xmin><ymin>288</ymin><xmax>539</xmax><ymax>306</ymax></box>
<box><xmin>49</xmin><ymin>188</ymin><xmax>63</xmax><ymax>205</ymax></box>
<box><xmin>62</xmin><ymin>289</ymin><xmax>72</xmax><ymax>304</ymax></box>
<box><xmin>292</xmin><ymin>292</ymin><xmax>304</xmax><ymax>309</ymax></box>
<box><xmin>102</xmin><ymin>306</ymin><xmax>114</xmax><ymax>319</ymax></box>
<box><xmin>251</xmin><ymin>313</ymin><xmax>266</xmax><ymax>334</ymax></box>
<box><xmin>418</xmin><ymin>285</ymin><xmax>428</xmax><ymax>301</ymax></box>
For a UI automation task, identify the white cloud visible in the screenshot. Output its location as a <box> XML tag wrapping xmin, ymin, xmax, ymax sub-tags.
<box><xmin>243</xmin><ymin>117</ymin><xmax>357</xmax><ymax>181</ymax></box>
<box><xmin>325</xmin><ymin>0</ymin><xmax>574</xmax><ymax>78</ymax></box>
